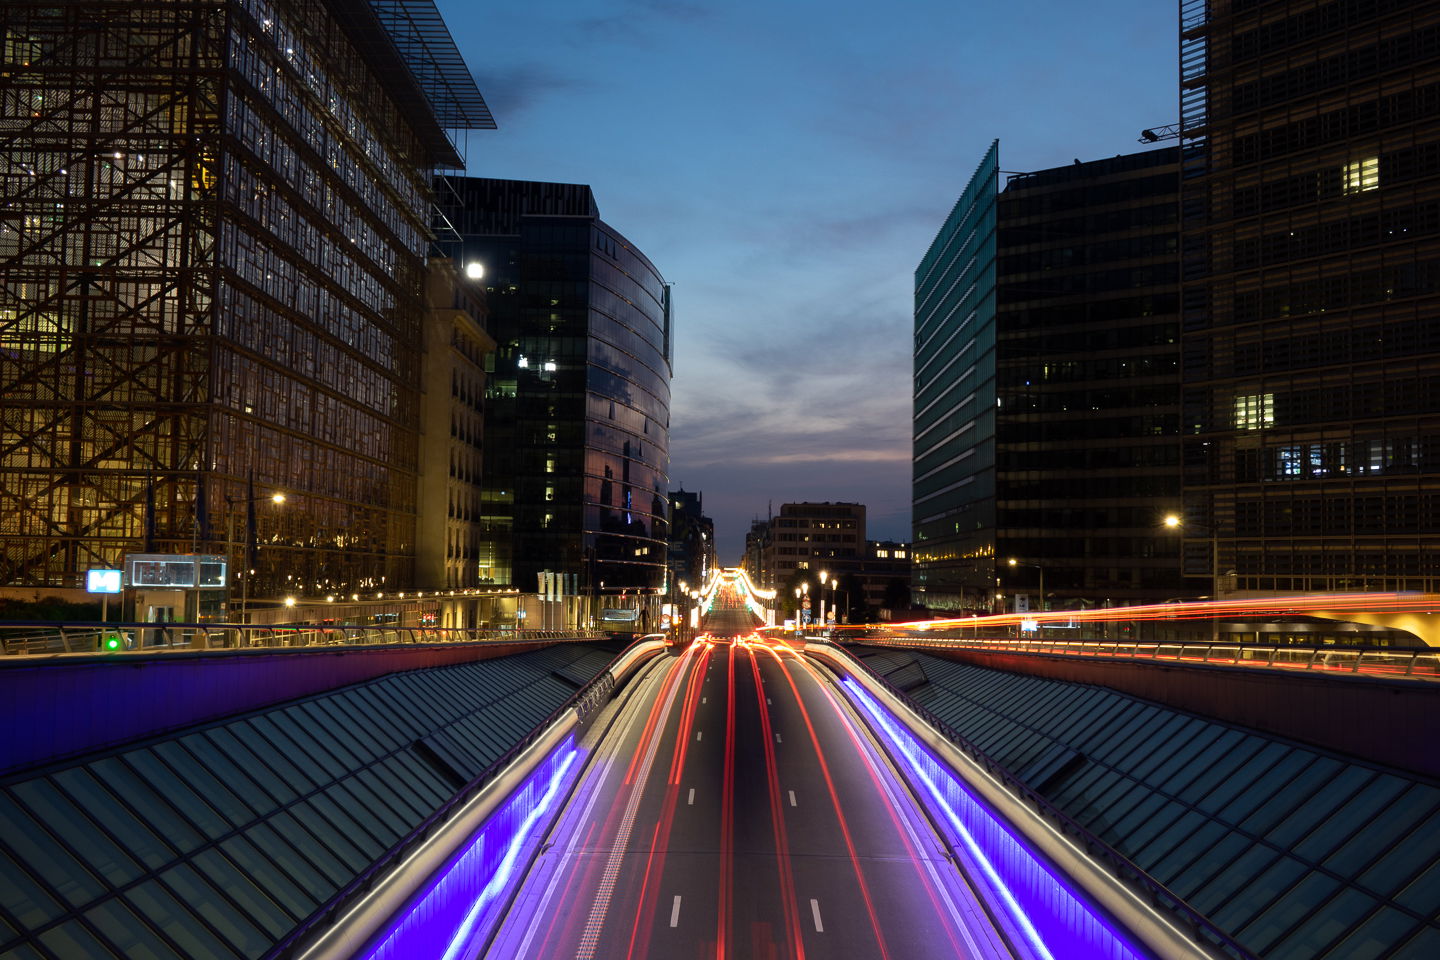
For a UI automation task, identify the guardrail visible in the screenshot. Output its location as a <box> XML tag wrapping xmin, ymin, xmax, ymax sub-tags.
<box><xmin>858</xmin><ymin>632</ymin><xmax>1440</xmax><ymax>681</ymax></box>
<box><xmin>0</xmin><ymin>621</ymin><xmax>593</xmax><ymax>657</ymax></box>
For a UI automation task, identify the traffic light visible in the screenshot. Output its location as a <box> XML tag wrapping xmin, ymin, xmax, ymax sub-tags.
<box><xmin>102</xmin><ymin>633</ymin><xmax>124</xmax><ymax>651</ymax></box>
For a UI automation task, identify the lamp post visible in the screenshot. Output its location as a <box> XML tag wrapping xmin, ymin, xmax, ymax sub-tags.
<box><xmin>1162</xmin><ymin>513</ymin><xmax>1220</xmax><ymax>599</ymax></box>
<box><xmin>818</xmin><ymin>569</ymin><xmax>828</xmax><ymax>628</ymax></box>
<box><xmin>1163</xmin><ymin>513</ymin><xmax>1223</xmax><ymax>641</ymax></box>
<box><xmin>225</xmin><ymin>484</ymin><xmax>285</xmax><ymax>625</ymax></box>
<box><xmin>1006</xmin><ymin>558</ymin><xmax>1045</xmax><ymax>612</ymax></box>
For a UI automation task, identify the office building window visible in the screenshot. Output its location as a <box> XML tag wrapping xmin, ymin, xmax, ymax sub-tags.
<box><xmin>1235</xmin><ymin>393</ymin><xmax>1275</xmax><ymax>430</ymax></box>
<box><xmin>1343</xmin><ymin>157</ymin><xmax>1379</xmax><ymax>194</ymax></box>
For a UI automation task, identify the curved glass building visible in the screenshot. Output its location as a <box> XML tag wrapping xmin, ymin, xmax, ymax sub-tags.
<box><xmin>437</xmin><ymin>178</ymin><xmax>673</xmax><ymax>604</ymax></box>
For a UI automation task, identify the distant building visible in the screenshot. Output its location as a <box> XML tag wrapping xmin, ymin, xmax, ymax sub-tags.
<box><xmin>0</xmin><ymin>0</ymin><xmax>494</xmax><ymax>598</ymax></box>
<box><xmin>667</xmin><ymin>488</ymin><xmax>715</xmax><ymax>593</ymax></box>
<box><xmin>436</xmin><ymin>178</ymin><xmax>673</xmax><ymax>614</ymax></box>
<box><xmin>1178</xmin><ymin>0</ymin><xmax>1440</xmax><ymax>594</ymax></box>
<box><xmin>752</xmin><ymin>502</ymin><xmax>865</xmax><ymax>589</ymax></box>
<box><xmin>914</xmin><ymin>144</ymin><xmax>1186</xmax><ymax>611</ymax></box>
<box><xmin>417</xmin><ymin>260</ymin><xmax>495</xmax><ymax>597</ymax></box>
<box><xmin>743</xmin><ymin>519</ymin><xmax>770</xmax><ymax>586</ymax></box>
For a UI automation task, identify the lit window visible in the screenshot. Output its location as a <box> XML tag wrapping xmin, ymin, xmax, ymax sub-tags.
<box><xmin>876</xmin><ymin>550</ymin><xmax>889</xmax><ymax>558</ymax></box>
<box><xmin>1344</xmin><ymin>157</ymin><xmax>1379</xmax><ymax>194</ymax></box>
<box><xmin>896</xmin><ymin>550</ymin><xmax>907</xmax><ymax>558</ymax></box>
<box><xmin>1234</xmin><ymin>393</ymin><xmax>1274</xmax><ymax>430</ymax></box>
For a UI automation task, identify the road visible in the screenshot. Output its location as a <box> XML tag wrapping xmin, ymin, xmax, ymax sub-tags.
<box><xmin>477</xmin><ymin>588</ymin><xmax>1023</xmax><ymax>959</ymax></box>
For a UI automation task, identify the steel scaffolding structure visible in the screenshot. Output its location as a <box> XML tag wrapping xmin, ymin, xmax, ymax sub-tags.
<box><xmin>0</xmin><ymin>0</ymin><xmax>492</xmax><ymax>598</ymax></box>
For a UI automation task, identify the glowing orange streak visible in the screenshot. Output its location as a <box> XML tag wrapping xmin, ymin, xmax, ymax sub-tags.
<box><xmin>750</xmin><ymin>648</ymin><xmax>807</xmax><ymax>960</ymax></box>
<box><xmin>717</xmin><ymin>640</ymin><xmax>737</xmax><ymax>958</ymax></box>
<box><xmin>624</xmin><ymin>644</ymin><xmax>711</xmax><ymax>960</ymax></box>
<box><xmin>891</xmin><ymin>591</ymin><xmax>1440</xmax><ymax>632</ymax></box>
<box><xmin>754</xmin><ymin>643</ymin><xmax>893</xmax><ymax>960</ymax></box>
<box><xmin>782</xmin><ymin>649</ymin><xmax>971</xmax><ymax>960</ymax></box>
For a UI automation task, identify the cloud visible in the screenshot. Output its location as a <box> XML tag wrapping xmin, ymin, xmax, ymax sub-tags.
<box><xmin>578</xmin><ymin>0</ymin><xmax>712</xmax><ymax>43</ymax></box>
<box><xmin>471</xmin><ymin>64</ymin><xmax>577</xmax><ymax>119</ymax></box>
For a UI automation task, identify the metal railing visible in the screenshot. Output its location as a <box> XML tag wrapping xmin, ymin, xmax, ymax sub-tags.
<box><xmin>858</xmin><ymin>632</ymin><xmax>1440</xmax><ymax>681</ymax></box>
<box><xmin>0</xmin><ymin>621</ymin><xmax>592</xmax><ymax>657</ymax></box>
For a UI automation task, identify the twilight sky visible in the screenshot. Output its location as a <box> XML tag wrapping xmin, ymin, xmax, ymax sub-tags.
<box><xmin>432</xmin><ymin>0</ymin><xmax>1176</xmax><ymax>562</ymax></box>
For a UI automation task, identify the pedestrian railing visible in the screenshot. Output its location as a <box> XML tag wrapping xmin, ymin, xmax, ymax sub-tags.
<box><xmin>855</xmin><ymin>632</ymin><xmax>1440</xmax><ymax>681</ymax></box>
<box><xmin>0</xmin><ymin>621</ymin><xmax>594</xmax><ymax>657</ymax></box>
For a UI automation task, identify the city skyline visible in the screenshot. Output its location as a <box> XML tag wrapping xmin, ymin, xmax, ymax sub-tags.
<box><xmin>432</xmin><ymin>0</ymin><xmax>1178</xmax><ymax>559</ymax></box>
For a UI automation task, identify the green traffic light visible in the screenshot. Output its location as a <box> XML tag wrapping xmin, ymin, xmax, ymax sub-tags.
<box><xmin>104</xmin><ymin>635</ymin><xmax>122</xmax><ymax>650</ymax></box>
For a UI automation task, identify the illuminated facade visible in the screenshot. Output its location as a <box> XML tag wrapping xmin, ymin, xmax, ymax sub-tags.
<box><xmin>1179</xmin><ymin>0</ymin><xmax>1440</xmax><ymax>593</ymax></box>
<box><xmin>417</xmin><ymin>260</ymin><xmax>495</xmax><ymax>593</ymax></box>
<box><xmin>0</xmin><ymin>0</ymin><xmax>492</xmax><ymax>598</ymax></box>
<box><xmin>437</xmin><ymin>178</ymin><xmax>672</xmax><ymax>599</ymax></box>
<box><xmin>756</xmin><ymin>501</ymin><xmax>866</xmax><ymax>588</ymax></box>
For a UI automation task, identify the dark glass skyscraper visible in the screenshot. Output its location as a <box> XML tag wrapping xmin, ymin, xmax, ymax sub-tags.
<box><xmin>437</xmin><ymin>178</ymin><xmax>673</xmax><ymax>600</ymax></box>
<box><xmin>915</xmin><ymin>144</ymin><xmax>1186</xmax><ymax>610</ymax></box>
<box><xmin>996</xmin><ymin>149</ymin><xmax>1185</xmax><ymax>607</ymax></box>
<box><xmin>1179</xmin><ymin>0</ymin><xmax>1440</xmax><ymax>593</ymax></box>
<box><xmin>913</xmin><ymin>144</ymin><xmax>1000</xmax><ymax>611</ymax></box>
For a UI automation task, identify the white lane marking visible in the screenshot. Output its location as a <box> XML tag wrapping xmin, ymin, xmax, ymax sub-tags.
<box><xmin>702</xmin><ymin>697</ymin><xmax>707</xmax><ymax>703</ymax></box>
<box><xmin>767</xmin><ymin>697</ymin><xmax>772</xmax><ymax>704</ymax></box>
<box><xmin>670</xmin><ymin>895</ymin><xmax>683</xmax><ymax>928</ymax></box>
<box><xmin>810</xmin><ymin>899</ymin><xmax>824</xmax><ymax>932</ymax></box>
<box><xmin>775</xmin><ymin>733</ymin><xmax>782</xmax><ymax>743</ymax></box>
<box><xmin>688</xmin><ymin>788</ymin><xmax>695</xmax><ymax>805</ymax></box>
<box><xmin>696</xmin><ymin>730</ymin><xmax>703</xmax><ymax>741</ymax></box>
<box><xmin>788</xmin><ymin>790</ymin><xmax>797</xmax><ymax>807</ymax></box>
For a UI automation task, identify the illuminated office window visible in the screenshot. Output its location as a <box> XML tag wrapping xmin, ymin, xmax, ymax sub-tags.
<box><xmin>1234</xmin><ymin>393</ymin><xmax>1274</xmax><ymax>430</ymax></box>
<box><xmin>1343</xmin><ymin>157</ymin><xmax>1379</xmax><ymax>194</ymax></box>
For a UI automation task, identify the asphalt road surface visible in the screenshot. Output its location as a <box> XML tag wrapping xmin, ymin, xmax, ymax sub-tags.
<box><xmin>480</xmin><ymin>588</ymin><xmax>1021</xmax><ymax>959</ymax></box>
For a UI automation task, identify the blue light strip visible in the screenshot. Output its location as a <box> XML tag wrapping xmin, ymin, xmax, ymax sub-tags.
<box><xmin>840</xmin><ymin>678</ymin><xmax>1151</xmax><ymax>960</ymax></box>
<box><xmin>363</xmin><ymin>737</ymin><xmax>582</xmax><ymax>960</ymax></box>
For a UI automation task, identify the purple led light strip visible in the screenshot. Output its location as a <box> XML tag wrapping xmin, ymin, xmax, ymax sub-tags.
<box><xmin>840</xmin><ymin>677</ymin><xmax>1150</xmax><ymax>960</ymax></box>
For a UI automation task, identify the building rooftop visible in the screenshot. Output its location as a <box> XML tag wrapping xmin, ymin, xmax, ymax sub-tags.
<box><xmin>329</xmin><ymin>0</ymin><xmax>495</xmax><ymax>167</ymax></box>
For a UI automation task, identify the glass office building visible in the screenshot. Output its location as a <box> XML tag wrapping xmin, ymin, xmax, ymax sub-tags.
<box><xmin>917</xmin><ymin>144</ymin><xmax>1186</xmax><ymax>611</ymax></box>
<box><xmin>1178</xmin><ymin>0</ymin><xmax>1440</xmax><ymax>592</ymax></box>
<box><xmin>437</xmin><ymin>178</ymin><xmax>673</xmax><ymax>601</ymax></box>
<box><xmin>0</xmin><ymin>0</ymin><xmax>494</xmax><ymax>599</ymax></box>
<box><xmin>913</xmin><ymin>143</ymin><xmax>1000</xmax><ymax>611</ymax></box>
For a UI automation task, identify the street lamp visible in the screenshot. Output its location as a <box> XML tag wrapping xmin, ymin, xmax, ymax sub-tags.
<box><xmin>1006</xmin><ymin>558</ymin><xmax>1045</xmax><ymax>612</ymax></box>
<box><xmin>1162</xmin><ymin>513</ymin><xmax>1222</xmax><ymax>599</ymax></box>
<box><xmin>225</xmin><ymin>481</ymin><xmax>286</xmax><ymax>625</ymax></box>
<box><xmin>818</xmin><ymin>569</ymin><xmax>828</xmax><ymax>628</ymax></box>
